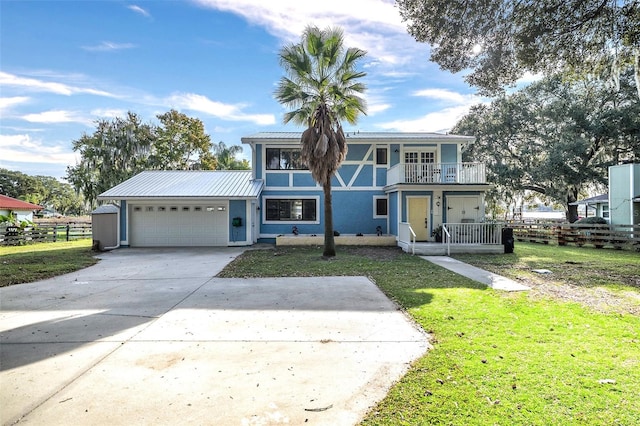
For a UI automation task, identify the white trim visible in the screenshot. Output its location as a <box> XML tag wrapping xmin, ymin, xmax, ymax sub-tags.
<box><xmin>373</xmin><ymin>195</ymin><xmax>388</xmax><ymax>218</ymax></box>
<box><xmin>262</xmin><ymin>195</ymin><xmax>321</xmax><ymax>225</ymax></box>
<box><xmin>263</xmin><ymin>145</ymin><xmax>307</xmax><ymax>171</ymax></box>
<box><xmin>375</xmin><ymin>145</ymin><xmax>389</xmax><ymax>166</ymax></box>
<box><xmin>265</xmin><ymin>186</ymin><xmax>383</xmax><ymax>191</ymax></box>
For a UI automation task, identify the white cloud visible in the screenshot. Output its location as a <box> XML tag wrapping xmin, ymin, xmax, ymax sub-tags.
<box><xmin>127</xmin><ymin>5</ymin><xmax>151</xmax><ymax>17</ymax></box>
<box><xmin>517</xmin><ymin>71</ymin><xmax>544</xmax><ymax>85</ymax></box>
<box><xmin>375</xmin><ymin>87</ymin><xmax>486</xmax><ymax>132</ymax></box>
<box><xmin>82</xmin><ymin>41</ymin><xmax>137</xmax><ymax>52</ymax></box>
<box><xmin>377</xmin><ymin>105</ymin><xmax>475</xmax><ymax>133</ymax></box>
<box><xmin>192</xmin><ymin>0</ymin><xmax>422</xmax><ymax>67</ymax></box>
<box><xmin>21</xmin><ymin>110</ymin><xmax>93</xmax><ymax>125</ymax></box>
<box><xmin>0</xmin><ymin>134</ymin><xmax>77</xmax><ymax>165</ymax></box>
<box><xmin>167</xmin><ymin>93</ymin><xmax>276</xmax><ymax>125</ymax></box>
<box><xmin>90</xmin><ymin>108</ymin><xmax>128</xmax><ymax>118</ymax></box>
<box><xmin>0</xmin><ymin>96</ymin><xmax>30</xmax><ymax>113</ymax></box>
<box><xmin>364</xmin><ymin>91</ymin><xmax>392</xmax><ymax>116</ymax></box>
<box><xmin>413</xmin><ymin>88</ymin><xmax>470</xmax><ymax>104</ymax></box>
<box><xmin>0</xmin><ymin>71</ymin><xmax>115</xmax><ymax>97</ymax></box>
<box><xmin>368</xmin><ymin>102</ymin><xmax>391</xmax><ymax>115</ymax></box>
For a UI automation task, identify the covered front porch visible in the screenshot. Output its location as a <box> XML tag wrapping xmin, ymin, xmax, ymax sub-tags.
<box><xmin>398</xmin><ymin>222</ymin><xmax>506</xmax><ymax>255</ymax></box>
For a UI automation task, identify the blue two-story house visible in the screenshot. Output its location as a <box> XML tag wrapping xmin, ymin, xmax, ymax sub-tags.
<box><xmin>97</xmin><ymin>131</ymin><xmax>497</xmax><ymax>253</ymax></box>
<box><xmin>241</xmin><ymin>132</ymin><xmax>492</xmax><ymax>245</ymax></box>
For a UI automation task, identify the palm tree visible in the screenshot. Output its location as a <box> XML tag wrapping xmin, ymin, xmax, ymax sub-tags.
<box><xmin>212</xmin><ymin>141</ymin><xmax>249</xmax><ymax>170</ymax></box>
<box><xmin>275</xmin><ymin>26</ymin><xmax>367</xmax><ymax>258</ymax></box>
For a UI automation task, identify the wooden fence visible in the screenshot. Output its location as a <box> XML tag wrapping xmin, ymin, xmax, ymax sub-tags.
<box><xmin>508</xmin><ymin>223</ymin><xmax>640</xmax><ymax>250</ymax></box>
<box><xmin>0</xmin><ymin>223</ymin><xmax>92</xmax><ymax>246</ymax></box>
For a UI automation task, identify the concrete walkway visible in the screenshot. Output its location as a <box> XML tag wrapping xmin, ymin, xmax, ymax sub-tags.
<box><xmin>421</xmin><ymin>256</ymin><xmax>531</xmax><ymax>291</ymax></box>
<box><xmin>1</xmin><ymin>248</ymin><xmax>428</xmax><ymax>426</ymax></box>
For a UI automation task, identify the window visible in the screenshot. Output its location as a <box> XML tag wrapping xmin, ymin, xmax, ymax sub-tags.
<box><xmin>602</xmin><ymin>204</ymin><xmax>610</xmax><ymax>218</ymax></box>
<box><xmin>134</xmin><ymin>207</ymin><xmax>141</xmax><ymax>212</ymax></box>
<box><xmin>374</xmin><ymin>196</ymin><xmax>388</xmax><ymax>217</ymax></box>
<box><xmin>405</xmin><ymin>152</ymin><xmax>418</xmax><ymax>164</ymax></box>
<box><xmin>182</xmin><ymin>207</ymin><xmax>190</xmax><ymax>212</ymax></box>
<box><xmin>421</xmin><ymin>151</ymin><xmax>435</xmax><ymax>163</ymax></box>
<box><xmin>170</xmin><ymin>206</ymin><xmax>178</xmax><ymax>211</ymax></box>
<box><xmin>376</xmin><ymin>148</ymin><xmax>388</xmax><ymax>165</ymax></box>
<box><xmin>265</xmin><ymin>199</ymin><xmax>317</xmax><ymax>221</ymax></box>
<box><xmin>146</xmin><ymin>206</ymin><xmax>154</xmax><ymax>212</ymax></box>
<box><xmin>266</xmin><ymin>148</ymin><xmax>306</xmax><ymax>170</ymax></box>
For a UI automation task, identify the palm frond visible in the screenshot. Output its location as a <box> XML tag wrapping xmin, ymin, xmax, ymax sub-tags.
<box><xmin>275</xmin><ymin>25</ymin><xmax>366</xmax><ymax>183</ymax></box>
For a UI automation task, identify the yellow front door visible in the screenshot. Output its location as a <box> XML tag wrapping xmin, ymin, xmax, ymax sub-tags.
<box><xmin>408</xmin><ymin>197</ymin><xmax>430</xmax><ymax>241</ymax></box>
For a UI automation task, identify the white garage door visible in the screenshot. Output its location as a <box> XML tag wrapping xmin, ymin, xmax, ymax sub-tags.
<box><xmin>130</xmin><ymin>203</ymin><xmax>228</xmax><ymax>247</ymax></box>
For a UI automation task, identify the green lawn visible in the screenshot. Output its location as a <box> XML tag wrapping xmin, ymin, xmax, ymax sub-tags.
<box><xmin>2</xmin><ymin>241</ymin><xmax>638</xmax><ymax>424</ymax></box>
<box><xmin>0</xmin><ymin>239</ymin><xmax>97</xmax><ymax>287</ymax></box>
<box><xmin>220</xmin><ymin>244</ymin><xmax>640</xmax><ymax>425</ymax></box>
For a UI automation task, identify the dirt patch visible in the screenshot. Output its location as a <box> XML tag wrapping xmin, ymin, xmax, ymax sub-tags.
<box><xmin>497</xmin><ymin>268</ymin><xmax>640</xmax><ymax>316</ymax></box>
<box><xmin>341</xmin><ymin>246</ymin><xmax>405</xmax><ymax>261</ymax></box>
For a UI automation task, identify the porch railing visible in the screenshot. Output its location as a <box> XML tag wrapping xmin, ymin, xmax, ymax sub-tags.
<box><xmin>398</xmin><ymin>222</ymin><xmax>416</xmax><ymax>254</ymax></box>
<box><xmin>443</xmin><ymin>222</ymin><xmax>503</xmax><ymax>245</ymax></box>
<box><xmin>387</xmin><ymin>162</ymin><xmax>486</xmax><ymax>185</ymax></box>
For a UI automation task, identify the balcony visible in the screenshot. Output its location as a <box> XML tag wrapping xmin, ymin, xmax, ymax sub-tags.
<box><xmin>386</xmin><ymin>162</ymin><xmax>486</xmax><ymax>186</ymax></box>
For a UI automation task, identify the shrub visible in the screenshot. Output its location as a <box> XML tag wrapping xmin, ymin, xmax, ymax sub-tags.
<box><xmin>575</xmin><ymin>216</ymin><xmax>607</xmax><ymax>224</ymax></box>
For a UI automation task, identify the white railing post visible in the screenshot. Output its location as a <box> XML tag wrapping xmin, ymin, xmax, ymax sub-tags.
<box><xmin>398</xmin><ymin>222</ymin><xmax>416</xmax><ymax>254</ymax></box>
<box><xmin>442</xmin><ymin>224</ymin><xmax>451</xmax><ymax>255</ymax></box>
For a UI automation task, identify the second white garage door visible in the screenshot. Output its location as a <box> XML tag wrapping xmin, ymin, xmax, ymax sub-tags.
<box><xmin>130</xmin><ymin>203</ymin><xmax>228</xmax><ymax>247</ymax></box>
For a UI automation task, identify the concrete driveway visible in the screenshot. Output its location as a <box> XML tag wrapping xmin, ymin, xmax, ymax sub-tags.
<box><xmin>1</xmin><ymin>248</ymin><xmax>429</xmax><ymax>425</ymax></box>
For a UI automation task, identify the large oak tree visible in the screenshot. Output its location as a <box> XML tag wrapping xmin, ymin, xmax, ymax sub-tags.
<box><xmin>453</xmin><ymin>72</ymin><xmax>640</xmax><ymax>222</ymax></box>
<box><xmin>397</xmin><ymin>0</ymin><xmax>640</xmax><ymax>98</ymax></box>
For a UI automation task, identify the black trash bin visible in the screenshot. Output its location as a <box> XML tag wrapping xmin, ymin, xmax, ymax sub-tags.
<box><xmin>502</xmin><ymin>227</ymin><xmax>514</xmax><ymax>254</ymax></box>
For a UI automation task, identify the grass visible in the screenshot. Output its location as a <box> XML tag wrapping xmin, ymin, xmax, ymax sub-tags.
<box><xmin>2</xmin><ymin>241</ymin><xmax>638</xmax><ymax>424</ymax></box>
<box><xmin>220</xmin><ymin>244</ymin><xmax>640</xmax><ymax>425</ymax></box>
<box><xmin>0</xmin><ymin>239</ymin><xmax>98</xmax><ymax>287</ymax></box>
<box><xmin>454</xmin><ymin>243</ymin><xmax>640</xmax><ymax>290</ymax></box>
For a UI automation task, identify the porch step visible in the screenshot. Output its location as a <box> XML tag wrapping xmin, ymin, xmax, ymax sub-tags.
<box><xmin>421</xmin><ymin>256</ymin><xmax>530</xmax><ymax>292</ymax></box>
<box><xmin>399</xmin><ymin>242</ymin><xmax>504</xmax><ymax>255</ymax></box>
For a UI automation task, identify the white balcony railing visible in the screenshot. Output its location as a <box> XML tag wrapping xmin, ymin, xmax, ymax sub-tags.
<box><xmin>387</xmin><ymin>162</ymin><xmax>486</xmax><ymax>185</ymax></box>
<box><xmin>443</xmin><ymin>222</ymin><xmax>503</xmax><ymax>245</ymax></box>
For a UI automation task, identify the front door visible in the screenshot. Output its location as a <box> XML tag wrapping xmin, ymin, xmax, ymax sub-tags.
<box><xmin>408</xmin><ymin>197</ymin><xmax>431</xmax><ymax>241</ymax></box>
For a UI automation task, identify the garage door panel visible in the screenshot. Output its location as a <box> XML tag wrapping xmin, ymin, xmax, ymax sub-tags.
<box><xmin>130</xmin><ymin>204</ymin><xmax>228</xmax><ymax>247</ymax></box>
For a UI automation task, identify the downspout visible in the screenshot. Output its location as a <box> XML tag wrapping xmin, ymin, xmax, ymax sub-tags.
<box><xmin>102</xmin><ymin>202</ymin><xmax>121</xmax><ymax>250</ymax></box>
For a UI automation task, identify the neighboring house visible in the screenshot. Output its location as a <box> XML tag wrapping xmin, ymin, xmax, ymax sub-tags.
<box><xmin>609</xmin><ymin>163</ymin><xmax>640</xmax><ymax>226</ymax></box>
<box><xmin>97</xmin><ymin>132</ymin><xmax>492</xmax><ymax>248</ymax></box>
<box><xmin>570</xmin><ymin>194</ymin><xmax>609</xmax><ymax>221</ymax></box>
<box><xmin>571</xmin><ymin>163</ymin><xmax>640</xmax><ymax>225</ymax></box>
<box><xmin>0</xmin><ymin>194</ymin><xmax>42</xmax><ymax>223</ymax></box>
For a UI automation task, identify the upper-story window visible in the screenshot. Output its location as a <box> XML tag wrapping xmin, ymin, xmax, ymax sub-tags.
<box><xmin>266</xmin><ymin>148</ymin><xmax>307</xmax><ymax>170</ymax></box>
<box><xmin>376</xmin><ymin>148</ymin><xmax>388</xmax><ymax>165</ymax></box>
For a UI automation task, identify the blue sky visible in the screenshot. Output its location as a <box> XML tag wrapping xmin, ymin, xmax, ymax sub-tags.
<box><xmin>1</xmin><ymin>0</ymin><xmax>512</xmax><ymax>181</ymax></box>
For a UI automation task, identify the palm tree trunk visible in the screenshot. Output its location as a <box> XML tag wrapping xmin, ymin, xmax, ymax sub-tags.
<box><xmin>322</xmin><ymin>181</ymin><xmax>336</xmax><ymax>258</ymax></box>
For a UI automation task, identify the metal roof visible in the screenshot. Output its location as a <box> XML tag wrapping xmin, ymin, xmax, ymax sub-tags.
<box><xmin>241</xmin><ymin>131</ymin><xmax>474</xmax><ymax>143</ymax></box>
<box><xmin>0</xmin><ymin>194</ymin><xmax>42</xmax><ymax>210</ymax></box>
<box><xmin>569</xmin><ymin>194</ymin><xmax>609</xmax><ymax>205</ymax></box>
<box><xmin>98</xmin><ymin>170</ymin><xmax>263</xmax><ymax>200</ymax></box>
<box><xmin>91</xmin><ymin>204</ymin><xmax>119</xmax><ymax>214</ymax></box>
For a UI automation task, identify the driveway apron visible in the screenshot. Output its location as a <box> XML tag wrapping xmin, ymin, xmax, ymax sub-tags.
<box><xmin>1</xmin><ymin>248</ymin><xmax>428</xmax><ymax>425</ymax></box>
